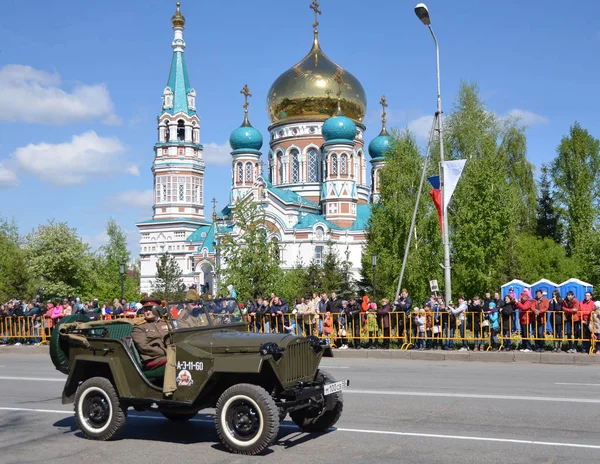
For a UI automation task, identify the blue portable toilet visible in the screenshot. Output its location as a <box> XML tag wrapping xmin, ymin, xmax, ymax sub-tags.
<box><xmin>501</xmin><ymin>279</ymin><xmax>530</xmax><ymax>299</ymax></box>
<box><xmin>558</xmin><ymin>278</ymin><xmax>593</xmax><ymax>301</ymax></box>
<box><xmin>531</xmin><ymin>279</ymin><xmax>559</xmax><ymax>298</ymax></box>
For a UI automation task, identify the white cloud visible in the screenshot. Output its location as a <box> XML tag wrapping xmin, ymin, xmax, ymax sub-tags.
<box><xmin>107</xmin><ymin>189</ymin><xmax>154</xmax><ymax>210</ymax></box>
<box><xmin>12</xmin><ymin>131</ymin><xmax>138</xmax><ymax>185</ymax></box>
<box><xmin>407</xmin><ymin>115</ymin><xmax>435</xmax><ymax>142</ymax></box>
<box><xmin>82</xmin><ymin>231</ymin><xmax>109</xmax><ymax>251</ymax></box>
<box><xmin>203</xmin><ymin>142</ymin><xmax>232</xmax><ymax>165</ymax></box>
<box><xmin>0</xmin><ymin>64</ymin><xmax>120</xmax><ymax>125</ymax></box>
<box><xmin>505</xmin><ymin>109</ymin><xmax>549</xmax><ymax>126</ymax></box>
<box><xmin>0</xmin><ymin>162</ymin><xmax>18</xmax><ymax>188</ymax></box>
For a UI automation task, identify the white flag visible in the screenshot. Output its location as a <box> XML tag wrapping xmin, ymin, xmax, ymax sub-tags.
<box><xmin>442</xmin><ymin>159</ymin><xmax>466</xmax><ymax>211</ymax></box>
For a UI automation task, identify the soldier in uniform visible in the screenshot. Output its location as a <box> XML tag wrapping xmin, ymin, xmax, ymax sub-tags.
<box><xmin>132</xmin><ymin>298</ymin><xmax>170</xmax><ymax>369</ymax></box>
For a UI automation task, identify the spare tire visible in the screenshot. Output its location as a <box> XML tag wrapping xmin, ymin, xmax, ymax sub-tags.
<box><xmin>50</xmin><ymin>314</ymin><xmax>91</xmax><ymax>375</ymax></box>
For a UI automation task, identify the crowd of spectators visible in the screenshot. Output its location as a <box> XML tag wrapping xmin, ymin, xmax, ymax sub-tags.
<box><xmin>3</xmin><ymin>284</ymin><xmax>600</xmax><ymax>354</ymax></box>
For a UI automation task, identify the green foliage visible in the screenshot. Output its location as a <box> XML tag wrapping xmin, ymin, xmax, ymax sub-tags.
<box><xmin>551</xmin><ymin>122</ymin><xmax>600</xmax><ymax>255</ymax></box>
<box><xmin>0</xmin><ymin>218</ymin><xmax>34</xmax><ymax>301</ymax></box>
<box><xmin>24</xmin><ymin>220</ymin><xmax>92</xmax><ymax>300</ymax></box>
<box><xmin>535</xmin><ymin>164</ymin><xmax>563</xmax><ymax>243</ymax></box>
<box><xmin>497</xmin><ymin>233</ymin><xmax>577</xmax><ymax>284</ymax></box>
<box><xmin>92</xmin><ymin>219</ymin><xmax>140</xmax><ymax>301</ymax></box>
<box><xmin>152</xmin><ymin>253</ymin><xmax>183</xmax><ymax>300</ymax></box>
<box><xmin>363</xmin><ymin>129</ymin><xmax>443</xmax><ymax>303</ymax></box>
<box><xmin>447</xmin><ymin>82</ymin><xmax>534</xmax><ymax>296</ymax></box>
<box><xmin>218</xmin><ymin>200</ymin><xmax>283</xmax><ymax>300</ymax></box>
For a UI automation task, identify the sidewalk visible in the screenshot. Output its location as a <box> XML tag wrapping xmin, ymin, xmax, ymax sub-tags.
<box><xmin>333</xmin><ymin>348</ymin><xmax>600</xmax><ymax>365</ymax></box>
<box><xmin>3</xmin><ymin>344</ymin><xmax>600</xmax><ymax>366</ymax></box>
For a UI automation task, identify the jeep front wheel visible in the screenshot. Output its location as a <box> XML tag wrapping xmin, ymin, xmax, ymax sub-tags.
<box><xmin>290</xmin><ymin>370</ymin><xmax>343</xmax><ymax>432</ymax></box>
<box><xmin>215</xmin><ymin>383</ymin><xmax>279</xmax><ymax>455</ymax></box>
<box><xmin>74</xmin><ymin>377</ymin><xmax>126</xmax><ymax>441</ymax></box>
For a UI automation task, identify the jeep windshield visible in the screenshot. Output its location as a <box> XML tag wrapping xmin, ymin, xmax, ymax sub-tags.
<box><xmin>166</xmin><ymin>298</ymin><xmax>245</xmax><ymax>329</ymax></box>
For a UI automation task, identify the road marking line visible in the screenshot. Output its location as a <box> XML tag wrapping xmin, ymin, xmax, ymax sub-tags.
<box><xmin>555</xmin><ymin>382</ymin><xmax>600</xmax><ymax>387</ymax></box>
<box><xmin>336</xmin><ymin>427</ymin><xmax>600</xmax><ymax>450</ymax></box>
<box><xmin>345</xmin><ymin>389</ymin><xmax>600</xmax><ymax>404</ymax></box>
<box><xmin>2</xmin><ymin>407</ymin><xmax>599</xmax><ymax>450</ymax></box>
<box><xmin>0</xmin><ymin>376</ymin><xmax>64</xmax><ymax>382</ymax></box>
<box><xmin>319</xmin><ymin>365</ymin><xmax>349</xmax><ymax>369</ymax></box>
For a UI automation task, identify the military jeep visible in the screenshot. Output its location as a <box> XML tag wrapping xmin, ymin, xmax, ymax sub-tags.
<box><xmin>50</xmin><ymin>299</ymin><xmax>348</xmax><ymax>455</ymax></box>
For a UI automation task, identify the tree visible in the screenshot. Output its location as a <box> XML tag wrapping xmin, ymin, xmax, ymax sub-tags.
<box><xmin>321</xmin><ymin>244</ymin><xmax>353</xmax><ymax>298</ymax></box>
<box><xmin>93</xmin><ymin>219</ymin><xmax>139</xmax><ymax>301</ymax></box>
<box><xmin>445</xmin><ymin>82</ymin><xmax>532</xmax><ymax>296</ymax></box>
<box><xmin>535</xmin><ymin>164</ymin><xmax>562</xmax><ymax>243</ymax></box>
<box><xmin>363</xmin><ymin>129</ymin><xmax>443</xmax><ymax>303</ymax></box>
<box><xmin>152</xmin><ymin>253</ymin><xmax>183</xmax><ymax>300</ymax></box>
<box><xmin>0</xmin><ymin>218</ymin><xmax>33</xmax><ymax>301</ymax></box>
<box><xmin>551</xmin><ymin>122</ymin><xmax>600</xmax><ymax>255</ymax></box>
<box><xmin>218</xmin><ymin>200</ymin><xmax>283</xmax><ymax>300</ymax></box>
<box><xmin>25</xmin><ymin>220</ymin><xmax>92</xmax><ymax>300</ymax></box>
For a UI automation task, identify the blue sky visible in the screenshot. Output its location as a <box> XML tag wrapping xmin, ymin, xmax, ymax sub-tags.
<box><xmin>1</xmin><ymin>0</ymin><xmax>599</xmax><ymax>256</ymax></box>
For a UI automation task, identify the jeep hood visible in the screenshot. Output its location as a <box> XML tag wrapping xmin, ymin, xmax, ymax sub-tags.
<box><xmin>185</xmin><ymin>331</ymin><xmax>299</xmax><ymax>354</ymax></box>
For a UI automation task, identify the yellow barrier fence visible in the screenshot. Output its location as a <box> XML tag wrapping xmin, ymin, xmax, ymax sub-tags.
<box><xmin>0</xmin><ymin>310</ymin><xmax>597</xmax><ymax>354</ymax></box>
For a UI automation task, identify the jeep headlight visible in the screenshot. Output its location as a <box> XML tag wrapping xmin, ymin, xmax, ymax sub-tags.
<box><xmin>306</xmin><ymin>336</ymin><xmax>323</xmax><ymax>354</ymax></box>
<box><xmin>259</xmin><ymin>342</ymin><xmax>282</xmax><ymax>360</ymax></box>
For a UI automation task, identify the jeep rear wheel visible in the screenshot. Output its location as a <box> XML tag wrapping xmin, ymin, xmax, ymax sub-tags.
<box><xmin>74</xmin><ymin>377</ymin><xmax>126</xmax><ymax>441</ymax></box>
<box><xmin>290</xmin><ymin>370</ymin><xmax>343</xmax><ymax>432</ymax></box>
<box><xmin>215</xmin><ymin>383</ymin><xmax>279</xmax><ymax>455</ymax></box>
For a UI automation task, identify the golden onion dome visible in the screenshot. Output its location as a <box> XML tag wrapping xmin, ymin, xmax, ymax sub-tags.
<box><xmin>171</xmin><ymin>2</ymin><xmax>185</xmax><ymax>28</ymax></box>
<box><xmin>266</xmin><ymin>32</ymin><xmax>367</xmax><ymax>125</ymax></box>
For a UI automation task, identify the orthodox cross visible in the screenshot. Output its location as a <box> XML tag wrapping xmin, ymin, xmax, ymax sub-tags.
<box><xmin>240</xmin><ymin>84</ymin><xmax>251</xmax><ymax>111</ymax></box>
<box><xmin>211</xmin><ymin>197</ymin><xmax>217</xmax><ymax>219</ymax></box>
<box><xmin>380</xmin><ymin>95</ymin><xmax>388</xmax><ymax>126</ymax></box>
<box><xmin>310</xmin><ymin>0</ymin><xmax>322</xmax><ymax>31</ymax></box>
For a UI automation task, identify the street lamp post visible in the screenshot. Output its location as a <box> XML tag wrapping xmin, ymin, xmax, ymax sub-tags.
<box><xmin>119</xmin><ymin>264</ymin><xmax>125</xmax><ymax>301</ymax></box>
<box><xmin>372</xmin><ymin>254</ymin><xmax>378</xmax><ymax>304</ymax></box>
<box><xmin>415</xmin><ymin>3</ymin><xmax>452</xmax><ymax>305</ymax></box>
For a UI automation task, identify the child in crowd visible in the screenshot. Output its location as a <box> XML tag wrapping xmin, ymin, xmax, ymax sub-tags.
<box><xmin>367</xmin><ymin>302</ymin><xmax>378</xmax><ymax>349</ymax></box>
<box><xmin>488</xmin><ymin>302</ymin><xmax>500</xmax><ymax>351</ymax></box>
<box><xmin>589</xmin><ymin>301</ymin><xmax>600</xmax><ymax>354</ymax></box>
<box><xmin>414</xmin><ymin>308</ymin><xmax>426</xmax><ymax>350</ymax></box>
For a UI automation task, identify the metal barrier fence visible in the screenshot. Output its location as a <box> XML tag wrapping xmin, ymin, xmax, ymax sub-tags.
<box><xmin>1</xmin><ymin>311</ymin><xmax>597</xmax><ymax>353</ymax></box>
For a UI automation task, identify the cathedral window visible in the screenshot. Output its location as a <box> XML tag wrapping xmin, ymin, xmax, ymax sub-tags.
<box><xmin>245</xmin><ymin>162</ymin><xmax>252</xmax><ymax>182</ymax></box>
<box><xmin>308</xmin><ymin>149</ymin><xmax>318</xmax><ymax>182</ymax></box>
<box><xmin>199</xmin><ymin>177</ymin><xmax>203</xmax><ymax>204</ymax></box>
<box><xmin>178</xmin><ymin>184</ymin><xmax>185</xmax><ymax>201</ymax></box>
<box><xmin>192</xmin><ymin>177</ymin><xmax>200</xmax><ymax>203</ymax></box>
<box><xmin>341</xmin><ymin>154</ymin><xmax>348</xmax><ymax>174</ymax></box>
<box><xmin>291</xmin><ymin>149</ymin><xmax>299</xmax><ymax>183</ymax></box>
<box><xmin>331</xmin><ymin>154</ymin><xmax>338</xmax><ymax>175</ymax></box>
<box><xmin>314</xmin><ymin>246</ymin><xmax>324</xmax><ymax>266</ymax></box>
<box><xmin>237</xmin><ymin>163</ymin><xmax>243</xmax><ymax>183</ymax></box>
<box><xmin>277</xmin><ymin>152</ymin><xmax>284</xmax><ymax>183</ymax></box>
<box><xmin>177</xmin><ymin>120</ymin><xmax>185</xmax><ymax>141</ymax></box>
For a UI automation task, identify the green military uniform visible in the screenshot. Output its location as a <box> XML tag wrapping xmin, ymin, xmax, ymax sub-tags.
<box><xmin>133</xmin><ymin>299</ymin><xmax>176</xmax><ymax>396</ymax></box>
<box><xmin>132</xmin><ymin>319</ymin><xmax>169</xmax><ymax>365</ymax></box>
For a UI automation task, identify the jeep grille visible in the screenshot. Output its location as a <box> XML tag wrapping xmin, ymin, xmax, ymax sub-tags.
<box><xmin>283</xmin><ymin>340</ymin><xmax>315</xmax><ymax>383</ymax></box>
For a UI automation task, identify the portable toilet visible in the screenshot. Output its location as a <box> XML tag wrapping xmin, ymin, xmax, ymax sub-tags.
<box><xmin>501</xmin><ymin>279</ymin><xmax>530</xmax><ymax>299</ymax></box>
<box><xmin>558</xmin><ymin>278</ymin><xmax>593</xmax><ymax>301</ymax></box>
<box><xmin>530</xmin><ymin>279</ymin><xmax>559</xmax><ymax>298</ymax></box>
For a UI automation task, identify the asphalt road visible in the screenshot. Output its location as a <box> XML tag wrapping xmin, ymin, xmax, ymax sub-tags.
<box><xmin>1</xmin><ymin>351</ymin><xmax>600</xmax><ymax>463</ymax></box>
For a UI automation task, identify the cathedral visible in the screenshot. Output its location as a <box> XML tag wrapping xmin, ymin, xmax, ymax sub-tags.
<box><xmin>138</xmin><ymin>2</ymin><xmax>392</xmax><ymax>295</ymax></box>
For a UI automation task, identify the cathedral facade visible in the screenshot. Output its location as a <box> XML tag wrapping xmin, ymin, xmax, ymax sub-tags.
<box><xmin>138</xmin><ymin>2</ymin><xmax>392</xmax><ymax>296</ymax></box>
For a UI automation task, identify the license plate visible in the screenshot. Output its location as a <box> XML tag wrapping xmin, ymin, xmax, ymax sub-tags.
<box><xmin>323</xmin><ymin>380</ymin><xmax>348</xmax><ymax>396</ymax></box>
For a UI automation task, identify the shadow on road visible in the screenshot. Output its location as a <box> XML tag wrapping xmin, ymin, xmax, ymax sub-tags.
<box><xmin>53</xmin><ymin>413</ymin><xmax>335</xmax><ymax>452</ymax></box>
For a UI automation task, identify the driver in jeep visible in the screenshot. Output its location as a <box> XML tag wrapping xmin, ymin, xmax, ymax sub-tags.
<box><xmin>132</xmin><ymin>298</ymin><xmax>169</xmax><ymax>369</ymax></box>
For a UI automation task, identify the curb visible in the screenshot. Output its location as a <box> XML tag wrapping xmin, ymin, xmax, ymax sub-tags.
<box><xmin>3</xmin><ymin>345</ymin><xmax>600</xmax><ymax>366</ymax></box>
<box><xmin>0</xmin><ymin>345</ymin><xmax>49</xmax><ymax>355</ymax></box>
<box><xmin>332</xmin><ymin>349</ymin><xmax>600</xmax><ymax>365</ymax></box>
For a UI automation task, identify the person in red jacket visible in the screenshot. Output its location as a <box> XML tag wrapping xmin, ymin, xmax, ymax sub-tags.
<box><xmin>562</xmin><ymin>291</ymin><xmax>579</xmax><ymax>353</ymax></box>
<box><xmin>531</xmin><ymin>290</ymin><xmax>549</xmax><ymax>352</ymax></box>
<box><xmin>515</xmin><ymin>292</ymin><xmax>533</xmax><ymax>352</ymax></box>
<box><xmin>579</xmin><ymin>291</ymin><xmax>594</xmax><ymax>354</ymax></box>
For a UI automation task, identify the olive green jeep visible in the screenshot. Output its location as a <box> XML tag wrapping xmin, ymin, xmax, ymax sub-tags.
<box><xmin>50</xmin><ymin>299</ymin><xmax>348</xmax><ymax>455</ymax></box>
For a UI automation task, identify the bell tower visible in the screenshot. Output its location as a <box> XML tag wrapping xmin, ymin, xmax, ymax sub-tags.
<box><xmin>153</xmin><ymin>2</ymin><xmax>205</xmax><ymax>221</ymax></box>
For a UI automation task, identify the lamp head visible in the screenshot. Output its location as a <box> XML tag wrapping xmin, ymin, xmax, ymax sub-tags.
<box><xmin>414</xmin><ymin>3</ymin><xmax>431</xmax><ymax>25</ymax></box>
